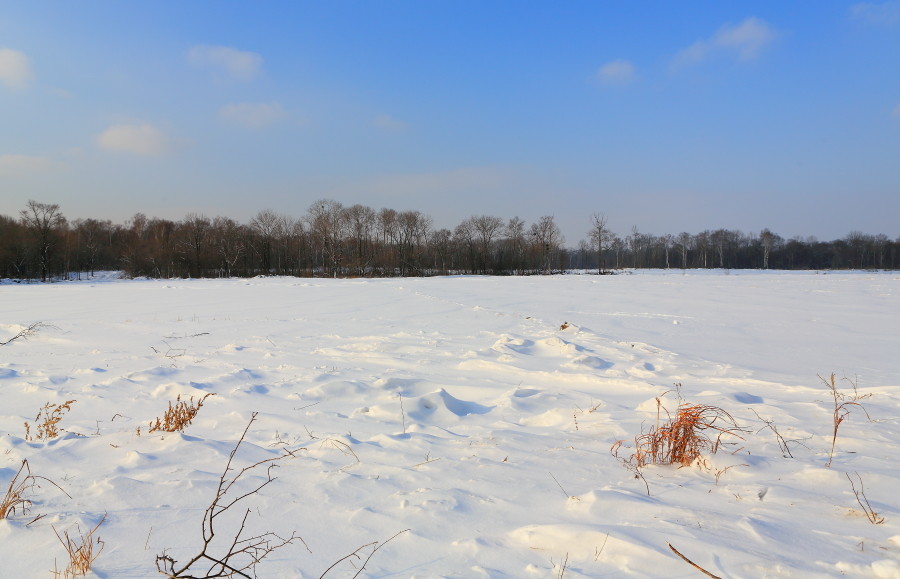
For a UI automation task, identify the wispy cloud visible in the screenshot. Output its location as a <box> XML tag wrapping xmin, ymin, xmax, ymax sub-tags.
<box><xmin>0</xmin><ymin>154</ymin><xmax>53</xmax><ymax>175</ymax></box>
<box><xmin>595</xmin><ymin>59</ymin><xmax>637</xmax><ymax>86</ymax></box>
<box><xmin>0</xmin><ymin>48</ymin><xmax>33</xmax><ymax>89</ymax></box>
<box><xmin>219</xmin><ymin>102</ymin><xmax>285</xmax><ymax>129</ymax></box>
<box><xmin>892</xmin><ymin>103</ymin><xmax>900</xmax><ymax>118</ymax></box>
<box><xmin>373</xmin><ymin>114</ymin><xmax>409</xmax><ymax>133</ymax></box>
<box><xmin>672</xmin><ymin>17</ymin><xmax>777</xmax><ymax>72</ymax></box>
<box><xmin>97</xmin><ymin>124</ymin><xmax>170</xmax><ymax>156</ymax></box>
<box><xmin>188</xmin><ymin>45</ymin><xmax>263</xmax><ymax>82</ymax></box>
<box><xmin>851</xmin><ymin>2</ymin><xmax>900</xmax><ymax>26</ymax></box>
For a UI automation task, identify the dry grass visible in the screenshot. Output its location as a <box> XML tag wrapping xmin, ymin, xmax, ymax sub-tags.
<box><xmin>148</xmin><ymin>393</ymin><xmax>214</xmax><ymax>433</ymax></box>
<box><xmin>52</xmin><ymin>514</ymin><xmax>106</xmax><ymax>578</ymax></box>
<box><xmin>24</xmin><ymin>400</ymin><xmax>76</xmax><ymax>442</ymax></box>
<box><xmin>821</xmin><ymin>373</ymin><xmax>872</xmax><ymax>468</ymax></box>
<box><xmin>1</xmin><ymin>459</ymin><xmax>70</xmax><ymax>522</ymax></box>
<box><xmin>0</xmin><ymin>460</ymin><xmax>34</xmax><ymax>520</ymax></box>
<box><xmin>846</xmin><ymin>472</ymin><xmax>885</xmax><ymax>525</ymax></box>
<box><xmin>613</xmin><ymin>392</ymin><xmax>744</xmax><ymax>469</ymax></box>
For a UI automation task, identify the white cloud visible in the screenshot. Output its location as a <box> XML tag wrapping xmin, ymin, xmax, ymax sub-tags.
<box><xmin>596</xmin><ymin>59</ymin><xmax>636</xmax><ymax>86</ymax></box>
<box><xmin>0</xmin><ymin>154</ymin><xmax>53</xmax><ymax>175</ymax></box>
<box><xmin>188</xmin><ymin>45</ymin><xmax>263</xmax><ymax>82</ymax></box>
<box><xmin>851</xmin><ymin>2</ymin><xmax>900</xmax><ymax>26</ymax></box>
<box><xmin>219</xmin><ymin>102</ymin><xmax>285</xmax><ymax>128</ymax></box>
<box><xmin>97</xmin><ymin>124</ymin><xmax>169</xmax><ymax>156</ymax></box>
<box><xmin>373</xmin><ymin>114</ymin><xmax>409</xmax><ymax>132</ymax></box>
<box><xmin>672</xmin><ymin>17</ymin><xmax>776</xmax><ymax>71</ymax></box>
<box><xmin>0</xmin><ymin>48</ymin><xmax>33</xmax><ymax>89</ymax></box>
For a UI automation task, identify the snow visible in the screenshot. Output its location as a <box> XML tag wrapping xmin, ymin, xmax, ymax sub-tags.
<box><xmin>1</xmin><ymin>271</ymin><xmax>899</xmax><ymax>577</ymax></box>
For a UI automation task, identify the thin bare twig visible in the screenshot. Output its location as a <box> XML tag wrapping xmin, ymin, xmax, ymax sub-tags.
<box><xmin>555</xmin><ymin>552</ymin><xmax>569</xmax><ymax>578</ymax></box>
<box><xmin>549</xmin><ymin>472</ymin><xmax>572</xmax><ymax>499</ymax></box>
<box><xmin>156</xmin><ymin>412</ymin><xmax>304</xmax><ymax>578</ymax></box>
<box><xmin>846</xmin><ymin>472</ymin><xmax>885</xmax><ymax>525</ymax></box>
<box><xmin>0</xmin><ymin>322</ymin><xmax>55</xmax><ymax>346</ymax></box>
<box><xmin>351</xmin><ymin>529</ymin><xmax>409</xmax><ymax>579</ymax></box>
<box><xmin>320</xmin><ymin>529</ymin><xmax>409</xmax><ymax>579</ymax></box>
<box><xmin>667</xmin><ymin>542</ymin><xmax>722</xmax><ymax>579</ymax></box>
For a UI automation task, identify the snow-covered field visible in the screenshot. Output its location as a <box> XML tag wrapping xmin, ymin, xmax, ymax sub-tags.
<box><xmin>1</xmin><ymin>271</ymin><xmax>899</xmax><ymax>578</ymax></box>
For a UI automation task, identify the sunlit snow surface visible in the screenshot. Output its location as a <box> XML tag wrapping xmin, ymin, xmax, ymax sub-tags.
<box><xmin>1</xmin><ymin>271</ymin><xmax>899</xmax><ymax>577</ymax></box>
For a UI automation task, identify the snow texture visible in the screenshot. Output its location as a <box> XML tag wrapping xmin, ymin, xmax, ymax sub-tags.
<box><xmin>1</xmin><ymin>271</ymin><xmax>898</xmax><ymax>577</ymax></box>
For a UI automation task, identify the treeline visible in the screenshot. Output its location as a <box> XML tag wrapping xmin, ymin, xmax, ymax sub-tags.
<box><xmin>1</xmin><ymin>200</ymin><xmax>898</xmax><ymax>281</ymax></box>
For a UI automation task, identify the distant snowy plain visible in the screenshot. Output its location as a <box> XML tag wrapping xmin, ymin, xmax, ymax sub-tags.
<box><xmin>1</xmin><ymin>271</ymin><xmax>899</xmax><ymax>578</ymax></box>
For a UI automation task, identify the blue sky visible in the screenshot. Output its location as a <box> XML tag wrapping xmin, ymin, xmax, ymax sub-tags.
<box><xmin>1</xmin><ymin>1</ymin><xmax>898</xmax><ymax>244</ymax></box>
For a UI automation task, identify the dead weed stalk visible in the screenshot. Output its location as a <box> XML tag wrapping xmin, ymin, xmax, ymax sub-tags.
<box><xmin>821</xmin><ymin>373</ymin><xmax>872</xmax><ymax>468</ymax></box>
<box><xmin>0</xmin><ymin>321</ymin><xmax>56</xmax><ymax>346</ymax></box>
<box><xmin>1</xmin><ymin>458</ymin><xmax>70</xmax><ymax>521</ymax></box>
<box><xmin>846</xmin><ymin>472</ymin><xmax>884</xmax><ymax>525</ymax></box>
<box><xmin>52</xmin><ymin>514</ymin><xmax>106</xmax><ymax>578</ymax></box>
<box><xmin>148</xmin><ymin>393</ymin><xmax>215</xmax><ymax>433</ymax></box>
<box><xmin>319</xmin><ymin>529</ymin><xmax>409</xmax><ymax>578</ymax></box>
<box><xmin>24</xmin><ymin>400</ymin><xmax>76</xmax><ymax>441</ymax></box>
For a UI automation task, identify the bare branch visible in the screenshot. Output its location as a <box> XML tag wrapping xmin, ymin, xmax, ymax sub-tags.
<box><xmin>156</xmin><ymin>412</ymin><xmax>304</xmax><ymax>578</ymax></box>
<box><xmin>846</xmin><ymin>472</ymin><xmax>885</xmax><ymax>525</ymax></box>
<box><xmin>0</xmin><ymin>322</ymin><xmax>55</xmax><ymax>346</ymax></box>
<box><xmin>667</xmin><ymin>542</ymin><xmax>722</xmax><ymax>579</ymax></box>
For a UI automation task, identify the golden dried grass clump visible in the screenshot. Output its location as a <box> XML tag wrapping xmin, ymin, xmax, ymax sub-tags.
<box><xmin>52</xmin><ymin>514</ymin><xmax>106</xmax><ymax>579</ymax></box>
<box><xmin>24</xmin><ymin>400</ymin><xmax>76</xmax><ymax>441</ymax></box>
<box><xmin>148</xmin><ymin>393</ymin><xmax>214</xmax><ymax>433</ymax></box>
<box><xmin>614</xmin><ymin>391</ymin><xmax>744</xmax><ymax>468</ymax></box>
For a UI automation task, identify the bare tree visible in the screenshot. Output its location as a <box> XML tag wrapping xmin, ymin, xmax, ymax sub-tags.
<box><xmin>676</xmin><ymin>232</ymin><xmax>691</xmax><ymax>269</ymax></box>
<box><xmin>377</xmin><ymin>208</ymin><xmax>399</xmax><ymax>274</ymax></box>
<box><xmin>452</xmin><ymin>218</ymin><xmax>476</xmax><ymax>274</ymax></box>
<box><xmin>469</xmin><ymin>215</ymin><xmax>503</xmax><ymax>273</ymax></box>
<box><xmin>529</xmin><ymin>215</ymin><xmax>563</xmax><ymax>274</ymax></box>
<box><xmin>73</xmin><ymin>218</ymin><xmax>111</xmax><ymax>277</ymax></box>
<box><xmin>627</xmin><ymin>225</ymin><xmax>643</xmax><ymax>268</ymax></box>
<box><xmin>211</xmin><ymin>217</ymin><xmax>246</xmax><ymax>278</ymax></box>
<box><xmin>180</xmin><ymin>214</ymin><xmax>212</xmax><ymax>277</ymax></box>
<box><xmin>20</xmin><ymin>200</ymin><xmax>66</xmax><ymax>281</ymax></box>
<box><xmin>396</xmin><ymin>210</ymin><xmax>431</xmax><ymax>275</ymax></box>
<box><xmin>249</xmin><ymin>210</ymin><xmax>283</xmax><ymax>274</ymax></box>
<box><xmin>759</xmin><ymin>228</ymin><xmax>779</xmax><ymax>270</ymax></box>
<box><xmin>344</xmin><ymin>204</ymin><xmax>376</xmax><ymax>275</ymax></box>
<box><xmin>307</xmin><ymin>200</ymin><xmax>347</xmax><ymax>277</ymax></box>
<box><xmin>428</xmin><ymin>228</ymin><xmax>453</xmax><ymax>274</ymax></box>
<box><xmin>503</xmin><ymin>217</ymin><xmax>526</xmax><ymax>274</ymax></box>
<box><xmin>588</xmin><ymin>213</ymin><xmax>610</xmax><ymax>274</ymax></box>
<box><xmin>662</xmin><ymin>234</ymin><xmax>674</xmax><ymax>269</ymax></box>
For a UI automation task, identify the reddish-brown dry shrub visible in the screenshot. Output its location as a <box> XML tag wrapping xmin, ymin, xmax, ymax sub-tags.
<box><xmin>613</xmin><ymin>394</ymin><xmax>744</xmax><ymax>468</ymax></box>
<box><xmin>821</xmin><ymin>372</ymin><xmax>871</xmax><ymax>468</ymax></box>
